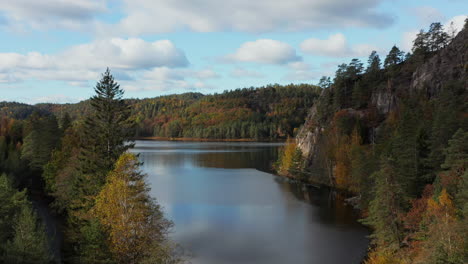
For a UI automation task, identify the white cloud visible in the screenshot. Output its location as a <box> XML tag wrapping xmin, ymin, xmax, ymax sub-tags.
<box><xmin>99</xmin><ymin>0</ymin><xmax>392</xmax><ymax>35</ymax></box>
<box><xmin>229</xmin><ymin>68</ymin><xmax>265</xmax><ymax>79</ymax></box>
<box><xmin>0</xmin><ymin>0</ymin><xmax>106</xmax><ymax>31</ymax></box>
<box><xmin>0</xmin><ymin>38</ymin><xmax>188</xmax><ymax>84</ymax></box>
<box><xmin>300</xmin><ymin>33</ymin><xmax>379</xmax><ymax>57</ymax></box>
<box><xmin>122</xmin><ymin>67</ymin><xmax>219</xmax><ymax>92</ymax></box>
<box><xmin>445</xmin><ymin>15</ymin><xmax>467</xmax><ymax>36</ymax></box>
<box><xmin>32</xmin><ymin>94</ymin><xmax>84</xmax><ymax>104</ymax></box>
<box><xmin>225</xmin><ymin>39</ymin><xmax>301</xmax><ymax>64</ymax></box>
<box><xmin>63</xmin><ymin>38</ymin><xmax>188</xmax><ymax>70</ymax></box>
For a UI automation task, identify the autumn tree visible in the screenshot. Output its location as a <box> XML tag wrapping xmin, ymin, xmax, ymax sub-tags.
<box><xmin>415</xmin><ymin>189</ymin><xmax>465</xmax><ymax>264</ymax></box>
<box><xmin>93</xmin><ymin>153</ymin><xmax>176</xmax><ymax>264</ymax></box>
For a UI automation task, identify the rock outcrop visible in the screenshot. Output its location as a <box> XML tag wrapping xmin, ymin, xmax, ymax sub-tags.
<box><xmin>296</xmin><ymin>26</ymin><xmax>468</xmax><ymax>181</ymax></box>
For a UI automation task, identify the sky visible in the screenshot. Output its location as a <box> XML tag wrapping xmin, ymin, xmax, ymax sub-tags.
<box><xmin>0</xmin><ymin>0</ymin><xmax>466</xmax><ymax>104</ymax></box>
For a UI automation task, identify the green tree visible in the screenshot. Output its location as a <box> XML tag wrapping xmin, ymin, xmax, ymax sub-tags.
<box><xmin>80</xmin><ymin>68</ymin><xmax>134</xmax><ymax>177</ymax></box>
<box><xmin>362</xmin><ymin>158</ymin><xmax>405</xmax><ymax>251</ymax></box>
<box><xmin>3</xmin><ymin>204</ymin><xmax>52</xmax><ymax>264</ymax></box>
<box><xmin>441</xmin><ymin>129</ymin><xmax>467</xmax><ymax>172</ymax></box>
<box><xmin>0</xmin><ymin>173</ymin><xmax>28</xmax><ymax>245</ymax></box>
<box><xmin>21</xmin><ymin>115</ymin><xmax>60</xmax><ymax>171</ymax></box>
<box><xmin>366</xmin><ymin>51</ymin><xmax>381</xmax><ymax>73</ymax></box>
<box><xmin>384</xmin><ymin>45</ymin><xmax>404</xmax><ymax>69</ymax></box>
<box><xmin>427</xmin><ymin>22</ymin><xmax>450</xmax><ymax>52</ymax></box>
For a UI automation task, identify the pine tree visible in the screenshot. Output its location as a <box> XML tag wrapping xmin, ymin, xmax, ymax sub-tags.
<box><xmin>441</xmin><ymin>129</ymin><xmax>467</xmax><ymax>172</ymax></box>
<box><xmin>21</xmin><ymin>115</ymin><xmax>60</xmax><ymax>171</ymax></box>
<box><xmin>384</xmin><ymin>45</ymin><xmax>404</xmax><ymax>69</ymax></box>
<box><xmin>362</xmin><ymin>158</ymin><xmax>405</xmax><ymax>250</ymax></box>
<box><xmin>366</xmin><ymin>51</ymin><xmax>381</xmax><ymax>74</ymax></box>
<box><xmin>427</xmin><ymin>22</ymin><xmax>450</xmax><ymax>52</ymax></box>
<box><xmin>80</xmin><ymin>68</ymin><xmax>135</xmax><ymax>177</ymax></box>
<box><xmin>3</xmin><ymin>204</ymin><xmax>52</xmax><ymax>264</ymax></box>
<box><xmin>0</xmin><ymin>173</ymin><xmax>28</xmax><ymax>245</ymax></box>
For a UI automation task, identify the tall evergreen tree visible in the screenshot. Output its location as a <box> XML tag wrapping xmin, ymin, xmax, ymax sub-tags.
<box><xmin>362</xmin><ymin>158</ymin><xmax>405</xmax><ymax>251</ymax></box>
<box><xmin>80</xmin><ymin>68</ymin><xmax>134</xmax><ymax>181</ymax></box>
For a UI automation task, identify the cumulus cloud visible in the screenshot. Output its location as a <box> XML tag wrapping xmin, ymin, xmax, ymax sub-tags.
<box><xmin>300</xmin><ymin>33</ymin><xmax>379</xmax><ymax>57</ymax></box>
<box><xmin>0</xmin><ymin>0</ymin><xmax>106</xmax><ymax>31</ymax></box>
<box><xmin>230</xmin><ymin>68</ymin><xmax>265</xmax><ymax>79</ymax></box>
<box><xmin>104</xmin><ymin>67</ymin><xmax>219</xmax><ymax>92</ymax></box>
<box><xmin>225</xmin><ymin>39</ymin><xmax>301</xmax><ymax>64</ymax></box>
<box><xmin>101</xmin><ymin>0</ymin><xmax>393</xmax><ymax>35</ymax></box>
<box><xmin>0</xmin><ymin>38</ymin><xmax>188</xmax><ymax>85</ymax></box>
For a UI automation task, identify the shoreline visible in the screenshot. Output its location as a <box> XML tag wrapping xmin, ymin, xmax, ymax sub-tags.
<box><xmin>135</xmin><ymin>136</ymin><xmax>286</xmax><ymax>143</ymax></box>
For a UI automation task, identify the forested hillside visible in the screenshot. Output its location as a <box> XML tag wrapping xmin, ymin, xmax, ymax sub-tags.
<box><xmin>2</xmin><ymin>84</ymin><xmax>320</xmax><ymax>140</ymax></box>
<box><xmin>0</xmin><ymin>70</ymin><xmax>186</xmax><ymax>263</ymax></box>
<box><xmin>278</xmin><ymin>21</ymin><xmax>467</xmax><ymax>263</ymax></box>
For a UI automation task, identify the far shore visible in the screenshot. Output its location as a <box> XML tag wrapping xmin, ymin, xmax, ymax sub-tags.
<box><xmin>134</xmin><ymin>136</ymin><xmax>287</xmax><ymax>143</ymax></box>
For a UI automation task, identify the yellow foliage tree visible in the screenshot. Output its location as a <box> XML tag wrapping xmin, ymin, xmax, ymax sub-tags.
<box><xmin>93</xmin><ymin>153</ymin><xmax>176</xmax><ymax>264</ymax></box>
<box><xmin>414</xmin><ymin>189</ymin><xmax>465</xmax><ymax>264</ymax></box>
<box><xmin>279</xmin><ymin>137</ymin><xmax>298</xmax><ymax>176</ymax></box>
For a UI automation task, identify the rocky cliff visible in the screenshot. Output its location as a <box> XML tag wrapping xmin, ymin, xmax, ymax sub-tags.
<box><xmin>296</xmin><ymin>26</ymin><xmax>468</xmax><ymax>184</ymax></box>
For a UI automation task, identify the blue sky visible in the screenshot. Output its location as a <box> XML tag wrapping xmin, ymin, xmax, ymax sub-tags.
<box><xmin>0</xmin><ymin>0</ymin><xmax>466</xmax><ymax>104</ymax></box>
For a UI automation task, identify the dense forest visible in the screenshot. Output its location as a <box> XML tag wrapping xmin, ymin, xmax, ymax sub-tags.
<box><xmin>0</xmin><ymin>70</ymin><xmax>186</xmax><ymax>263</ymax></box>
<box><xmin>278</xmin><ymin>21</ymin><xmax>467</xmax><ymax>263</ymax></box>
<box><xmin>1</xmin><ymin>83</ymin><xmax>320</xmax><ymax>141</ymax></box>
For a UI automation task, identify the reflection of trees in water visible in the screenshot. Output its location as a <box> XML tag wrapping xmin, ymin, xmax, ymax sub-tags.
<box><xmin>274</xmin><ymin>178</ymin><xmax>364</xmax><ymax>228</ymax></box>
<box><xmin>135</xmin><ymin>146</ymin><xmax>280</xmax><ymax>172</ymax></box>
<box><xmin>193</xmin><ymin>148</ymin><xmax>279</xmax><ymax>171</ymax></box>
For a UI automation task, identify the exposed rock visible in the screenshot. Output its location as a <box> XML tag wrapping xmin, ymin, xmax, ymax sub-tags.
<box><xmin>411</xmin><ymin>26</ymin><xmax>468</xmax><ymax>96</ymax></box>
<box><xmin>295</xmin><ymin>26</ymin><xmax>468</xmax><ymax>183</ymax></box>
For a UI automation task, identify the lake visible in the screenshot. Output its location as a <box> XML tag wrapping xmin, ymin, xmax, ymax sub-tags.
<box><xmin>131</xmin><ymin>140</ymin><xmax>369</xmax><ymax>264</ymax></box>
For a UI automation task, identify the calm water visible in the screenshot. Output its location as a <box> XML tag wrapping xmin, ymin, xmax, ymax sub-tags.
<box><xmin>131</xmin><ymin>140</ymin><xmax>369</xmax><ymax>264</ymax></box>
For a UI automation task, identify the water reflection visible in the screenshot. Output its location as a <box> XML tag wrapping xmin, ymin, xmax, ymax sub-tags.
<box><xmin>131</xmin><ymin>140</ymin><xmax>369</xmax><ymax>264</ymax></box>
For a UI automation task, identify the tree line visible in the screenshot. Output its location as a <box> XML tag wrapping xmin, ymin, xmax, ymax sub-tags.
<box><xmin>2</xmin><ymin>83</ymin><xmax>321</xmax><ymax>141</ymax></box>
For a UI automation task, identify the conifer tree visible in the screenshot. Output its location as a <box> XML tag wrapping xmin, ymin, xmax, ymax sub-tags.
<box><xmin>384</xmin><ymin>46</ymin><xmax>404</xmax><ymax>69</ymax></box>
<box><xmin>80</xmin><ymin>68</ymin><xmax>134</xmax><ymax>177</ymax></box>
<box><xmin>3</xmin><ymin>204</ymin><xmax>52</xmax><ymax>264</ymax></box>
<box><xmin>366</xmin><ymin>51</ymin><xmax>381</xmax><ymax>74</ymax></box>
<box><xmin>363</xmin><ymin>158</ymin><xmax>405</xmax><ymax>250</ymax></box>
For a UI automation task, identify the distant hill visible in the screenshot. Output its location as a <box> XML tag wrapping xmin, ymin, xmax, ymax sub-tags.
<box><xmin>2</xmin><ymin>84</ymin><xmax>321</xmax><ymax>140</ymax></box>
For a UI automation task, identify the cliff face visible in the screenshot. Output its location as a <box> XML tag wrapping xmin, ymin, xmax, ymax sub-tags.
<box><xmin>296</xmin><ymin>26</ymin><xmax>468</xmax><ymax>182</ymax></box>
<box><xmin>411</xmin><ymin>27</ymin><xmax>468</xmax><ymax>96</ymax></box>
